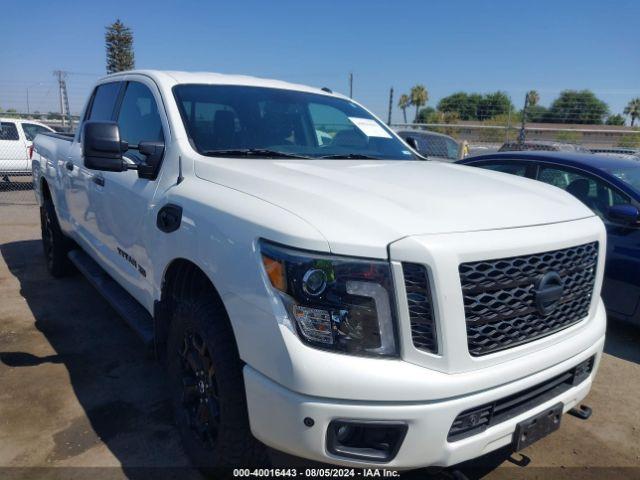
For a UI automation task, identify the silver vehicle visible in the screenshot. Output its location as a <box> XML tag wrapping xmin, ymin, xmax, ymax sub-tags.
<box><xmin>396</xmin><ymin>129</ymin><xmax>461</xmax><ymax>161</ymax></box>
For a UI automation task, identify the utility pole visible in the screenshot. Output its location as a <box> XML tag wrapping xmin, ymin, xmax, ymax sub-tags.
<box><xmin>54</xmin><ymin>71</ymin><xmax>72</xmax><ymax>130</ymax></box>
<box><xmin>387</xmin><ymin>87</ymin><xmax>394</xmax><ymax>126</ymax></box>
<box><xmin>349</xmin><ymin>73</ymin><xmax>353</xmax><ymax>98</ymax></box>
<box><xmin>518</xmin><ymin>92</ymin><xmax>529</xmax><ymax>144</ymax></box>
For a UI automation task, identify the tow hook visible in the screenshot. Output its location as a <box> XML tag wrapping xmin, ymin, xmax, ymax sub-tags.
<box><xmin>568</xmin><ymin>404</ymin><xmax>592</xmax><ymax>420</ymax></box>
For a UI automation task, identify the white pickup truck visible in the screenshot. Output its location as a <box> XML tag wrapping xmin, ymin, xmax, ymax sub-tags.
<box><xmin>33</xmin><ymin>70</ymin><xmax>606</xmax><ymax>471</ymax></box>
<box><xmin>1</xmin><ymin>118</ymin><xmax>53</xmax><ymax>178</ymax></box>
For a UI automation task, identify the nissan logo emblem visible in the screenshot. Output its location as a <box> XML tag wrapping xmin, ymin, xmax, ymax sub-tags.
<box><xmin>534</xmin><ymin>271</ymin><xmax>564</xmax><ymax>316</ymax></box>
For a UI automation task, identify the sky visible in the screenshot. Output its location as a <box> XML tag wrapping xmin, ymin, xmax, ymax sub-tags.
<box><xmin>1</xmin><ymin>0</ymin><xmax>638</xmax><ymax>122</ymax></box>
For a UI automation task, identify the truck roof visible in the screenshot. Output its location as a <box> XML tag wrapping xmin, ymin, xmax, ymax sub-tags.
<box><xmin>97</xmin><ymin>69</ymin><xmax>342</xmax><ymax>98</ymax></box>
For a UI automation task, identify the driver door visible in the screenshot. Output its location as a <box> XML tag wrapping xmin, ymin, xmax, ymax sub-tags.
<box><xmin>88</xmin><ymin>79</ymin><xmax>167</xmax><ymax>308</ymax></box>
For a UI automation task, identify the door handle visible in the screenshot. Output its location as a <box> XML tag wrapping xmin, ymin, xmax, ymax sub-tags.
<box><xmin>65</xmin><ymin>161</ymin><xmax>74</xmax><ymax>171</ymax></box>
<box><xmin>92</xmin><ymin>176</ymin><xmax>105</xmax><ymax>187</ymax></box>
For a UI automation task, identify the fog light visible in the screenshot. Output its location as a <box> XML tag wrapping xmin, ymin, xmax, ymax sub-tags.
<box><xmin>327</xmin><ymin>420</ymin><xmax>408</xmax><ymax>462</ymax></box>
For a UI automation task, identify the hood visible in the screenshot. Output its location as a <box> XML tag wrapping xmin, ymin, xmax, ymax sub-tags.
<box><xmin>194</xmin><ymin>158</ymin><xmax>594</xmax><ymax>258</ymax></box>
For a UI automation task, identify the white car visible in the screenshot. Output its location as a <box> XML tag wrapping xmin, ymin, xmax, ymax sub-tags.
<box><xmin>33</xmin><ymin>70</ymin><xmax>606</xmax><ymax>471</ymax></box>
<box><xmin>0</xmin><ymin>118</ymin><xmax>53</xmax><ymax>178</ymax></box>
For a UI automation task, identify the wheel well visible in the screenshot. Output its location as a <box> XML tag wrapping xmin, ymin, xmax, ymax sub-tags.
<box><xmin>41</xmin><ymin>178</ymin><xmax>51</xmax><ymax>201</ymax></box>
<box><xmin>156</xmin><ymin>258</ymin><xmax>229</xmax><ymax>359</ymax></box>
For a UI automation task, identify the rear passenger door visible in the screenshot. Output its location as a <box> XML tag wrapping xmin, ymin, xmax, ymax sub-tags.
<box><xmin>89</xmin><ymin>78</ymin><xmax>167</xmax><ymax>307</ymax></box>
<box><xmin>0</xmin><ymin>121</ymin><xmax>28</xmax><ymax>174</ymax></box>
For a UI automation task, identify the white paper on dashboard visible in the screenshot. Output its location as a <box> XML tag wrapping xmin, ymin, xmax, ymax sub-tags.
<box><xmin>348</xmin><ymin>117</ymin><xmax>392</xmax><ymax>138</ymax></box>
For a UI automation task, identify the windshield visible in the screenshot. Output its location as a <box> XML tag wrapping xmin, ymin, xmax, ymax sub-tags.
<box><xmin>603</xmin><ymin>165</ymin><xmax>640</xmax><ymax>192</ymax></box>
<box><xmin>173</xmin><ymin>85</ymin><xmax>416</xmax><ymax>160</ymax></box>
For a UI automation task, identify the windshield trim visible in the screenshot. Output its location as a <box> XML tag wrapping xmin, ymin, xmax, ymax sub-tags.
<box><xmin>172</xmin><ymin>83</ymin><xmax>419</xmax><ymax>161</ymax></box>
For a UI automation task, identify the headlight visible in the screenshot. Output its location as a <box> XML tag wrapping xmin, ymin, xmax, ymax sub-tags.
<box><xmin>260</xmin><ymin>240</ymin><xmax>398</xmax><ymax>357</ymax></box>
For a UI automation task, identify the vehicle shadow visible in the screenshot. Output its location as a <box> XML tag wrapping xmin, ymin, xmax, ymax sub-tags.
<box><xmin>4</xmin><ymin>239</ymin><xmax>632</xmax><ymax>479</ymax></box>
<box><xmin>604</xmin><ymin>317</ymin><xmax>640</xmax><ymax>364</ymax></box>
<box><xmin>0</xmin><ymin>239</ymin><xmax>202</xmax><ymax>480</ymax></box>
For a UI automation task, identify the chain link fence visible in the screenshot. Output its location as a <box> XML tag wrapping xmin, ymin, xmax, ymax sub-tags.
<box><xmin>391</xmin><ymin>90</ymin><xmax>640</xmax><ymax>160</ymax></box>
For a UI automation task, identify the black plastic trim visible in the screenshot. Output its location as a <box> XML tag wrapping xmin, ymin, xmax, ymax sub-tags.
<box><xmin>448</xmin><ymin>355</ymin><xmax>595</xmax><ymax>442</ymax></box>
<box><xmin>157</xmin><ymin>204</ymin><xmax>182</xmax><ymax>233</ymax></box>
<box><xmin>326</xmin><ymin>420</ymin><xmax>408</xmax><ymax>463</ymax></box>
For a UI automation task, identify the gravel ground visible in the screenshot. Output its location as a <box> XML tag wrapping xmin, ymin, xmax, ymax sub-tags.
<box><xmin>0</xmin><ymin>199</ymin><xmax>638</xmax><ymax>479</ymax></box>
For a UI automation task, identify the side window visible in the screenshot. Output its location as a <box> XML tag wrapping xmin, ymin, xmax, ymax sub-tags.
<box><xmin>22</xmin><ymin>123</ymin><xmax>50</xmax><ymax>141</ymax></box>
<box><xmin>538</xmin><ymin>166</ymin><xmax>631</xmax><ymax>220</ymax></box>
<box><xmin>88</xmin><ymin>82</ymin><xmax>122</xmax><ymax>121</ymax></box>
<box><xmin>0</xmin><ymin>122</ymin><xmax>19</xmax><ymax>141</ymax></box>
<box><xmin>481</xmin><ymin>162</ymin><xmax>528</xmax><ymax>177</ymax></box>
<box><xmin>116</xmin><ymin>82</ymin><xmax>164</xmax><ymax>162</ymax></box>
<box><xmin>446</xmin><ymin>139</ymin><xmax>460</xmax><ymax>160</ymax></box>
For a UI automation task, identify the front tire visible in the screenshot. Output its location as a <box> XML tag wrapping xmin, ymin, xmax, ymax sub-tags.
<box><xmin>166</xmin><ymin>294</ymin><xmax>267</xmax><ymax>473</ymax></box>
<box><xmin>40</xmin><ymin>196</ymin><xmax>73</xmax><ymax>277</ymax></box>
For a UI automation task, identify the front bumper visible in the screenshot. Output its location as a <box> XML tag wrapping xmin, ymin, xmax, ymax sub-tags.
<box><xmin>244</xmin><ymin>330</ymin><xmax>604</xmax><ymax>469</ymax></box>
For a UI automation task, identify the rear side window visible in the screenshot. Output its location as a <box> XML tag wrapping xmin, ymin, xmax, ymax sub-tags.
<box><xmin>480</xmin><ymin>162</ymin><xmax>528</xmax><ymax>176</ymax></box>
<box><xmin>0</xmin><ymin>122</ymin><xmax>19</xmax><ymax>141</ymax></box>
<box><xmin>22</xmin><ymin>123</ymin><xmax>51</xmax><ymax>141</ymax></box>
<box><xmin>88</xmin><ymin>82</ymin><xmax>122</xmax><ymax>121</ymax></box>
<box><xmin>538</xmin><ymin>166</ymin><xmax>631</xmax><ymax>220</ymax></box>
<box><xmin>116</xmin><ymin>82</ymin><xmax>164</xmax><ymax>162</ymax></box>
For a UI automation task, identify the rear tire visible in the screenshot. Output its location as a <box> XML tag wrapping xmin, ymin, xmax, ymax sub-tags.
<box><xmin>166</xmin><ymin>294</ymin><xmax>268</xmax><ymax>473</ymax></box>
<box><xmin>40</xmin><ymin>196</ymin><xmax>74</xmax><ymax>278</ymax></box>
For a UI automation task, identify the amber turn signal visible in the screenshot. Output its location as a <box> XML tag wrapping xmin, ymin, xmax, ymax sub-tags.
<box><xmin>262</xmin><ymin>255</ymin><xmax>286</xmax><ymax>292</ymax></box>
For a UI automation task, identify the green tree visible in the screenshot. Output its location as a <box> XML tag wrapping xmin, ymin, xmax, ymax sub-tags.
<box><xmin>477</xmin><ymin>91</ymin><xmax>513</xmax><ymax>120</ymax></box>
<box><xmin>526</xmin><ymin>104</ymin><xmax>548</xmax><ymax>123</ymax></box>
<box><xmin>623</xmin><ymin>98</ymin><xmax>640</xmax><ymax>127</ymax></box>
<box><xmin>437</xmin><ymin>92</ymin><xmax>480</xmax><ymax>120</ymax></box>
<box><xmin>397</xmin><ymin>94</ymin><xmax>410</xmax><ymax>124</ymax></box>
<box><xmin>527</xmin><ymin>90</ymin><xmax>540</xmax><ymax>106</ymax></box>
<box><xmin>546</xmin><ymin>90</ymin><xmax>609</xmax><ymax>124</ymax></box>
<box><xmin>606</xmin><ymin>114</ymin><xmax>626</xmax><ymax>126</ymax></box>
<box><xmin>105</xmin><ymin>19</ymin><xmax>135</xmax><ymax>74</ymax></box>
<box><xmin>410</xmin><ymin>85</ymin><xmax>428</xmax><ymax>123</ymax></box>
<box><xmin>437</xmin><ymin>92</ymin><xmax>512</xmax><ymax>121</ymax></box>
<box><xmin>6</xmin><ymin>108</ymin><xmax>16</xmax><ymax>113</ymax></box>
<box><xmin>416</xmin><ymin>106</ymin><xmax>437</xmax><ymax>123</ymax></box>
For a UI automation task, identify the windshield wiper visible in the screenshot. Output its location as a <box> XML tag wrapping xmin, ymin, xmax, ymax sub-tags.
<box><xmin>319</xmin><ymin>153</ymin><xmax>381</xmax><ymax>160</ymax></box>
<box><xmin>202</xmin><ymin>148</ymin><xmax>312</xmax><ymax>159</ymax></box>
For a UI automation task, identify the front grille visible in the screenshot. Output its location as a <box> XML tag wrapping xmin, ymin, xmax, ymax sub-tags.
<box><xmin>459</xmin><ymin>242</ymin><xmax>598</xmax><ymax>356</ymax></box>
<box><xmin>448</xmin><ymin>356</ymin><xmax>595</xmax><ymax>441</ymax></box>
<box><xmin>402</xmin><ymin>263</ymin><xmax>437</xmax><ymax>353</ymax></box>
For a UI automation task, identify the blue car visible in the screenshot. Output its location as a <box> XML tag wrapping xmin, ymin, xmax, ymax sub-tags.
<box><xmin>458</xmin><ymin>151</ymin><xmax>640</xmax><ymax>325</ymax></box>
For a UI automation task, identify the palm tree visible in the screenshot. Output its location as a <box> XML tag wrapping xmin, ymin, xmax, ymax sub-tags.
<box><xmin>527</xmin><ymin>90</ymin><xmax>540</xmax><ymax>107</ymax></box>
<box><xmin>410</xmin><ymin>85</ymin><xmax>428</xmax><ymax>123</ymax></box>
<box><xmin>398</xmin><ymin>94</ymin><xmax>410</xmax><ymax>124</ymax></box>
<box><xmin>624</xmin><ymin>98</ymin><xmax>640</xmax><ymax>126</ymax></box>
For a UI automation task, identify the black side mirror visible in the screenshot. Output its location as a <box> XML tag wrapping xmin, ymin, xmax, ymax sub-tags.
<box><xmin>137</xmin><ymin>141</ymin><xmax>165</xmax><ymax>180</ymax></box>
<box><xmin>82</xmin><ymin>121</ymin><xmax>128</xmax><ymax>172</ymax></box>
<box><xmin>609</xmin><ymin>204</ymin><xmax>640</xmax><ymax>225</ymax></box>
<box><xmin>404</xmin><ymin>136</ymin><xmax>419</xmax><ymax>151</ymax></box>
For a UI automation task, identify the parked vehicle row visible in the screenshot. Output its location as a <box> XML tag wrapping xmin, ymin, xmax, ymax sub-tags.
<box><xmin>0</xmin><ymin>118</ymin><xmax>53</xmax><ymax>178</ymax></box>
<box><xmin>33</xmin><ymin>70</ymin><xmax>606</xmax><ymax>471</ymax></box>
<box><xmin>395</xmin><ymin>129</ymin><xmax>462</xmax><ymax>161</ymax></box>
<box><xmin>459</xmin><ymin>151</ymin><xmax>640</xmax><ymax>325</ymax></box>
